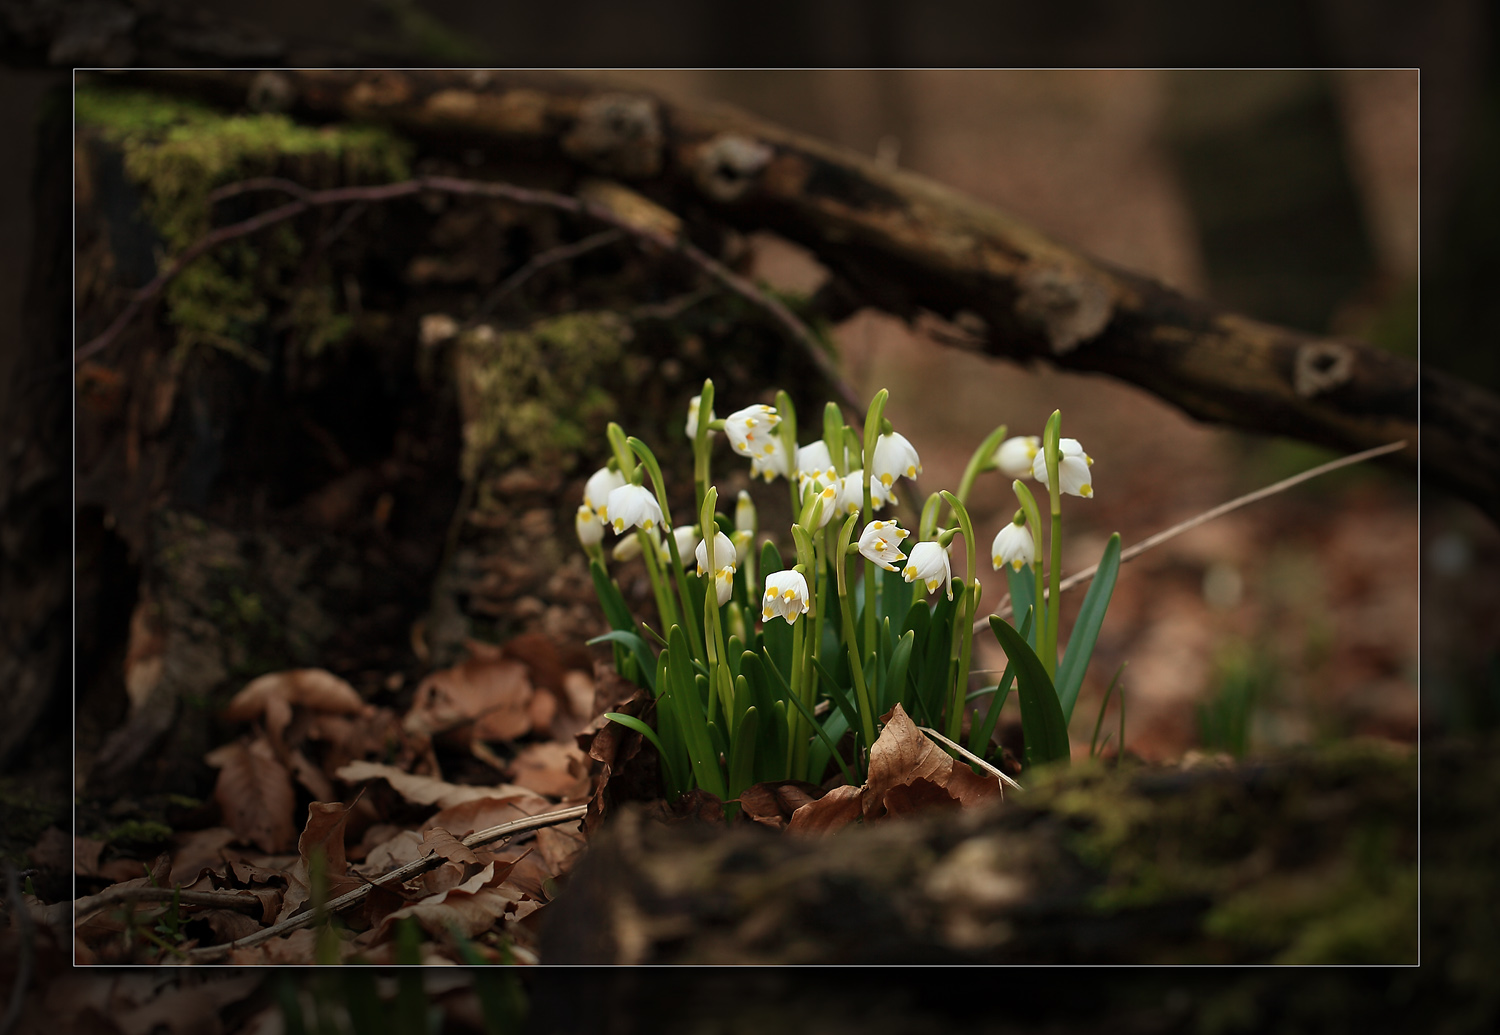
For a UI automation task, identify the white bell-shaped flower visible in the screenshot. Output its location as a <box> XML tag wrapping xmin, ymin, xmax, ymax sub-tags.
<box><xmin>994</xmin><ymin>436</ymin><xmax>1040</xmax><ymax>479</ymax></box>
<box><xmin>857</xmin><ymin>520</ymin><xmax>909</xmax><ymax>572</ymax></box>
<box><xmin>734</xmin><ymin>490</ymin><xmax>757</xmax><ymax>534</ymax></box>
<box><xmin>762</xmin><ymin>569</ymin><xmax>811</xmax><ymax>624</ymax></box>
<box><xmin>1032</xmin><ymin>438</ymin><xmax>1094</xmax><ymax>498</ymax></box>
<box><xmin>803</xmin><ymin>484</ymin><xmax>839</xmax><ymax>530</ymax></box>
<box><xmin>659</xmin><ymin>524</ymin><xmax>700</xmax><ymax>567</ymax></box>
<box><xmin>723</xmin><ymin>404</ymin><xmax>781</xmax><ymax>458</ymax></box>
<box><xmin>872</xmin><ymin>431</ymin><xmax>922</xmax><ymax>489</ymax></box>
<box><xmin>990</xmin><ymin>521</ymin><xmax>1035</xmax><ymax>572</ymax></box>
<box><xmin>584</xmin><ymin>466</ymin><xmax>626</xmax><ymax>522</ymax></box>
<box><xmin>695</xmin><ymin>530</ymin><xmax>738</xmax><ymax>605</ymax></box>
<box><xmin>731</xmin><ymin>529</ymin><xmax>753</xmax><ymax>564</ymax></box>
<box><xmin>833</xmin><ymin>471</ymin><xmax>894</xmax><ymax>516</ymax></box>
<box><xmin>903</xmin><ymin>540</ymin><xmax>953</xmax><ymax>600</ymax></box>
<box><xmin>686</xmin><ymin>394</ymin><xmax>715</xmax><ymax>438</ymax></box>
<box><xmin>795</xmin><ymin>439</ymin><xmax>839</xmax><ymax>493</ymax></box>
<box><xmin>748</xmin><ymin>434</ymin><xmax>790</xmax><ymax>483</ymax></box>
<box><xmin>576</xmin><ymin>504</ymin><xmax>604</xmax><ymax>547</ymax></box>
<box><xmin>606</xmin><ymin>483</ymin><xmax>663</xmax><ymax>534</ymax></box>
<box><xmin>611</xmin><ymin>525</ymin><xmax>656</xmax><ymax>562</ymax></box>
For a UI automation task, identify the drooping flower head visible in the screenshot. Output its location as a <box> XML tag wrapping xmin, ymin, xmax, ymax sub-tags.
<box><xmin>1033</xmin><ymin>437</ymin><xmax>1094</xmax><ymax>498</ymax></box>
<box><xmin>723</xmin><ymin>404</ymin><xmax>781</xmax><ymax>459</ymax></box>
<box><xmin>872</xmin><ymin>431</ymin><xmax>922</xmax><ymax>489</ymax></box>
<box><xmin>748</xmin><ymin>434</ymin><xmax>790</xmax><ymax>483</ymax></box>
<box><xmin>858</xmin><ymin>520</ymin><xmax>909</xmax><ymax>572</ymax></box>
<box><xmin>903</xmin><ymin>540</ymin><xmax>953</xmax><ymax>600</ymax></box>
<box><xmin>686</xmin><ymin>395</ymin><xmax>716</xmax><ymax>438</ymax></box>
<box><xmin>611</xmin><ymin>524</ymin><xmax>657</xmax><ymax>562</ymax></box>
<box><xmin>795</xmin><ymin>439</ymin><xmax>839</xmax><ymax>493</ymax></box>
<box><xmin>659</xmin><ymin>525</ymin><xmax>701</xmax><ymax>567</ymax></box>
<box><xmin>762</xmin><ymin>569</ymin><xmax>811</xmax><ymax>623</ymax></box>
<box><xmin>835</xmin><ymin>470</ymin><xmax>894</xmax><ymax>517</ymax></box>
<box><xmin>584</xmin><ymin>466</ymin><xmax>626</xmax><ymax>522</ymax></box>
<box><xmin>576</xmin><ymin>504</ymin><xmax>604</xmax><ymax>548</ymax></box>
<box><xmin>734</xmin><ymin>490</ymin><xmax>757</xmax><ymax>534</ymax></box>
<box><xmin>695</xmin><ymin>530</ymin><xmax>738</xmax><ymax>605</ymax></box>
<box><xmin>991</xmin><ymin>521</ymin><xmax>1035</xmax><ymax>572</ymax></box>
<box><xmin>994</xmin><ymin>436</ymin><xmax>1040</xmax><ymax>479</ymax></box>
<box><xmin>606</xmin><ymin>483</ymin><xmax>663</xmax><ymax>535</ymax></box>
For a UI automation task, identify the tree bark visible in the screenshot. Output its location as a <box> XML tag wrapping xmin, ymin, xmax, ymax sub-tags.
<box><xmin>110</xmin><ymin>68</ymin><xmax>1494</xmax><ymax>521</ymax></box>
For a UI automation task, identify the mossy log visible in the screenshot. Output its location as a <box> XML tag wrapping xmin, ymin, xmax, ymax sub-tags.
<box><xmin>106</xmin><ymin>68</ymin><xmax>1500</xmax><ymax>524</ymax></box>
<box><xmin>540</xmin><ymin>741</ymin><xmax>1417</xmax><ymax>965</ymax></box>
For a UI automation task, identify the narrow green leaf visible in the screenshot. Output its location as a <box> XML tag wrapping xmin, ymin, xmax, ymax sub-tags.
<box><xmin>603</xmin><ymin>712</ymin><xmax>683</xmax><ymax>793</ymax></box>
<box><xmin>884</xmin><ymin>629</ymin><xmax>916</xmax><ymax>716</ymax></box>
<box><xmin>989</xmin><ymin>615</ymin><xmax>1071</xmax><ymax>767</ymax></box>
<box><xmin>1056</xmin><ymin>532</ymin><xmax>1121</xmax><ymax>722</ymax></box>
<box><xmin>1005</xmin><ymin>563</ymin><xmax>1037</xmax><ymax>648</ymax></box>
<box><xmin>589</xmin><ymin>559</ymin><xmax>636</xmax><ymax>632</ymax></box>
<box><xmin>968</xmin><ymin>609</ymin><xmax>1031</xmax><ymax>756</ymax></box>
<box><xmin>586</xmin><ymin>630</ymin><xmax>656</xmax><ymax>693</ymax></box>
<box><xmin>811</xmin><ymin>655</ymin><xmax>861</xmax><ymax>736</ymax></box>
<box><xmin>786</xmin><ymin>690</ymin><xmax>856</xmax><ymax>787</ymax></box>
<box><xmin>727</xmin><ymin>706</ymin><xmax>760</xmax><ymax>799</ymax></box>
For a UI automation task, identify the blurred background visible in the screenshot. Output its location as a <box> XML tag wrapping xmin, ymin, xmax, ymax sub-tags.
<box><xmin>1</xmin><ymin>3</ymin><xmax>1492</xmax><ymax>763</ymax></box>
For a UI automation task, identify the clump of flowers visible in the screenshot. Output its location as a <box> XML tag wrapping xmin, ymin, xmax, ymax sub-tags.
<box><xmin>582</xmin><ymin>379</ymin><xmax>1122</xmax><ymax>807</ymax></box>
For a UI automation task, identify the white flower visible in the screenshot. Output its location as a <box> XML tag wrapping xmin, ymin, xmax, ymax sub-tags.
<box><xmin>734</xmin><ymin>490</ymin><xmax>756</xmax><ymax>534</ymax></box>
<box><xmin>695</xmin><ymin>530</ymin><xmax>738</xmax><ymax>605</ymax></box>
<box><xmin>1032</xmin><ymin>437</ymin><xmax>1094</xmax><ymax>498</ymax></box>
<box><xmin>686</xmin><ymin>395</ymin><xmax>715</xmax><ymax>438</ymax></box>
<box><xmin>872</xmin><ymin>431</ymin><xmax>922</xmax><ymax>489</ymax></box>
<box><xmin>723</xmin><ymin>404</ymin><xmax>781</xmax><ymax>458</ymax></box>
<box><xmin>834</xmin><ymin>471</ymin><xmax>894</xmax><ymax>516</ymax></box>
<box><xmin>903</xmin><ymin>541</ymin><xmax>953</xmax><ymax>600</ymax></box>
<box><xmin>762</xmin><ymin>569</ymin><xmax>811</xmax><ymax>623</ymax></box>
<box><xmin>795</xmin><ymin>439</ymin><xmax>839</xmax><ymax>493</ymax></box>
<box><xmin>731</xmin><ymin>529</ymin><xmax>754</xmax><ymax>564</ymax></box>
<box><xmin>611</xmin><ymin>525</ymin><xmax>655</xmax><ymax>562</ymax></box>
<box><xmin>994</xmin><ymin>436</ymin><xmax>1040</xmax><ymax>479</ymax></box>
<box><xmin>990</xmin><ymin>521</ymin><xmax>1034</xmax><ymax>572</ymax></box>
<box><xmin>659</xmin><ymin>524</ymin><xmax>700</xmax><ymax>567</ymax></box>
<box><xmin>606</xmin><ymin>484</ymin><xmax>663</xmax><ymax>534</ymax></box>
<box><xmin>576</xmin><ymin>504</ymin><xmax>604</xmax><ymax>547</ymax></box>
<box><xmin>803</xmin><ymin>484</ymin><xmax>839</xmax><ymax>530</ymax></box>
<box><xmin>748</xmin><ymin>434</ymin><xmax>790</xmax><ymax>482</ymax></box>
<box><xmin>584</xmin><ymin>466</ymin><xmax>626</xmax><ymax>522</ymax></box>
<box><xmin>858</xmin><ymin>520</ymin><xmax>909</xmax><ymax>572</ymax></box>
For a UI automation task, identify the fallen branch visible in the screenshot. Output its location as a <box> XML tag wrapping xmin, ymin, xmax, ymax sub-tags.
<box><xmin>977</xmin><ymin>439</ymin><xmax>1408</xmax><ymax>629</ymax></box>
<box><xmin>184</xmin><ymin>803</ymin><xmax>587</xmax><ymax>962</ymax></box>
<box><xmin>72</xmin><ymin>886</ymin><xmax>264</xmax><ymax>923</ymax></box>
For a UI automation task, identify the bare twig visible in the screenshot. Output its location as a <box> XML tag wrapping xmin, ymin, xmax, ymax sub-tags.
<box><xmin>72</xmin><ymin>886</ymin><xmax>264</xmax><ymax>923</ymax></box>
<box><xmin>75</xmin><ymin>173</ymin><xmax>859</xmax><ymax>412</ymax></box>
<box><xmin>975</xmin><ymin>439</ymin><xmax>1408</xmax><ymax>630</ymax></box>
<box><xmin>2</xmin><ymin>866</ymin><xmax>34</xmax><ymax>1035</ymax></box>
<box><xmin>184</xmin><ymin>803</ymin><xmax>587</xmax><ymax>962</ymax></box>
<box><xmin>467</xmin><ymin>228</ymin><xmax>626</xmax><ymax>327</ymax></box>
<box><xmin>916</xmin><ymin>725</ymin><xmax>1024</xmax><ymax>793</ymax></box>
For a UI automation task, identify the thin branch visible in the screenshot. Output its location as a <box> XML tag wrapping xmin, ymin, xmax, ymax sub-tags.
<box><xmin>74</xmin><ymin>174</ymin><xmax>859</xmax><ymax>413</ymax></box>
<box><xmin>976</xmin><ymin>439</ymin><xmax>1408</xmax><ymax>629</ymax></box>
<box><xmin>467</xmin><ymin>228</ymin><xmax>626</xmax><ymax>328</ymax></box>
<box><xmin>916</xmin><ymin>725</ymin><xmax>1024</xmax><ymax>793</ymax></box>
<box><xmin>184</xmin><ymin>803</ymin><xmax>587</xmax><ymax>962</ymax></box>
<box><xmin>73</xmin><ymin>886</ymin><xmax>264</xmax><ymax>922</ymax></box>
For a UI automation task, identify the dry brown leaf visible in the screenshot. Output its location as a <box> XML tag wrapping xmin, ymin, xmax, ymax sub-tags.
<box><xmin>787</xmin><ymin>784</ymin><xmax>864</xmax><ymax>834</ymax></box>
<box><xmin>197</xmin><ymin>909</ymin><xmax>263</xmax><ymax>945</ymax></box>
<box><xmin>403</xmin><ymin>651</ymin><xmax>533</xmax><ymax>743</ymax></box>
<box><xmin>335</xmin><ymin>760</ymin><xmax>535</xmax><ymax>808</ymax></box>
<box><xmin>229</xmin><ymin>927</ymin><xmax>318</xmax><ymax>964</ymax></box>
<box><xmin>227</xmin><ymin>668</ymin><xmax>366</xmax><ymax>721</ymax></box>
<box><xmin>357</xmin><ymin>829</ymin><xmax>425</xmax><ymax>874</ymax></box>
<box><xmin>881</xmin><ymin>776</ymin><xmax>962</xmax><ymax>817</ymax></box>
<box><xmin>533</xmin><ymin>821</ymin><xmax>587</xmax><ymax>875</ymax></box>
<box><xmin>508</xmin><ymin>740</ymin><xmax>591</xmax><ymax>798</ymax></box>
<box><xmin>423</xmin><ymin>793</ymin><xmax>551</xmax><ymax>837</ymax></box>
<box><xmin>169</xmin><ymin>828</ymin><xmax>236</xmax><ymax>887</ymax></box>
<box><xmin>737</xmin><ymin>780</ymin><xmax>826</xmax><ymax>830</ymax></box>
<box><xmin>288</xmin><ymin>746</ymin><xmax>337</xmax><ymax>803</ymax></box>
<box><xmin>205</xmin><ymin>737</ymin><xmax>297</xmax><ymax>853</ymax></box>
<box><xmin>864</xmin><ymin>704</ymin><xmax>954</xmax><ymax>819</ymax></box>
<box><xmin>277</xmin><ymin>800</ymin><xmax>363</xmax><ymax>923</ymax></box>
<box><xmin>365</xmin><ymin>857</ymin><xmax>526</xmax><ymax>942</ymax></box>
<box><xmin>420</xmin><ymin>827</ymin><xmax>480</xmax><ymax>865</ymax></box>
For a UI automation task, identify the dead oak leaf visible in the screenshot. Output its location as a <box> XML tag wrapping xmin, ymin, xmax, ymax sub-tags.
<box><xmin>205</xmin><ymin>736</ymin><xmax>297</xmax><ymax>853</ymax></box>
<box><xmin>403</xmin><ymin>651</ymin><xmax>533</xmax><ymax>744</ymax></box>
<box><xmin>335</xmin><ymin>759</ymin><xmax>534</xmax><ymax>808</ymax></box>
<box><xmin>508</xmin><ymin>740</ymin><xmax>591</xmax><ymax>799</ymax></box>
<box><xmin>787</xmin><ymin>784</ymin><xmax>864</xmax><ymax>834</ymax></box>
<box><xmin>226</xmin><ymin>669</ymin><xmax>366</xmax><ymax>748</ymax></box>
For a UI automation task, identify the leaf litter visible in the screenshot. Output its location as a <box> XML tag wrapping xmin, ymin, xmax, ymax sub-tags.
<box><xmin>63</xmin><ymin>636</ymin><xmax>1014</xmax><ymax>966</ymax></box>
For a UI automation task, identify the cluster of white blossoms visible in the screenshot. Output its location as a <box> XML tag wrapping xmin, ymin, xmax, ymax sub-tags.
<box><xmin>993</xmin><ymin>435</ymin><xmax>1094</xmax><ymax>499</ymax></box>
<box><xmin>724</xmin><ymin>404</ymin><xmax>789</xmax><ymax>483</ymax></box>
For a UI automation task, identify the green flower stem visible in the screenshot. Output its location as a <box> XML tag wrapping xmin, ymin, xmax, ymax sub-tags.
<box><xmin>629</xmin><ymin>436</ymin><xmax>705</xmax><ymax>665</ymax></box>
<box><xmin>918</xmin><ymin>491</ymin><xmax>943</xmax><ymax>543</ymax></box>
<box><xmin>861</xmin><ymin>390</ymin><xmax>889</xmax><ymax>660</ymax></box>
<box><xmin>834</xmin><ymin>513</ymin><xmax>877</xmax><ymax>753</ymax></box>
<box><xmin>823</xmin><ymin>403</ymin><xmax>847</xmax><ymax>476</ymax></box>
<box><xmin>637</xmin><ymin>532</ymin><xmax>679</xmax><ymax>635</ymax></box>
<box><xmin>785</xmin><ymin>602</ymin><xmax>806</xmax><ymax>781</ymax></box>
<box><xmin>797</xmin><ymin>592</ymin><xmax>819</xmax><ymax>781</ymax></box>
<box><xmin>776</xmin><ymin>389</ymin><xmax>800</xmax><ymax>516</ymax></box>
<box><xmin>1012</xmin><ymin>480</ymin><xmax>1046</xmax><ymax>650</ymax></box>
<box><xmin>700</xmin><ymin>487</ymin><xmax>734</xmax><ymax>735</ymax></box>
<box><xmin>1041</xmin><ymin>411</ymin><xmax>1063</xmax><ymax>677</ymax></box>
<box><xmin>951</xmin><ymin>423</ymin><xmax>1007</xmax><ymax>517</ymax></box>
<box><xmin>692</xmin><ymin>379</ymin><xmax>715</xmax><ymax>517</ymax></box>
<box><xmin>939</xmin><ymin>492</ymin><xmax>979</xmax><ymax>743</ymax></box>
